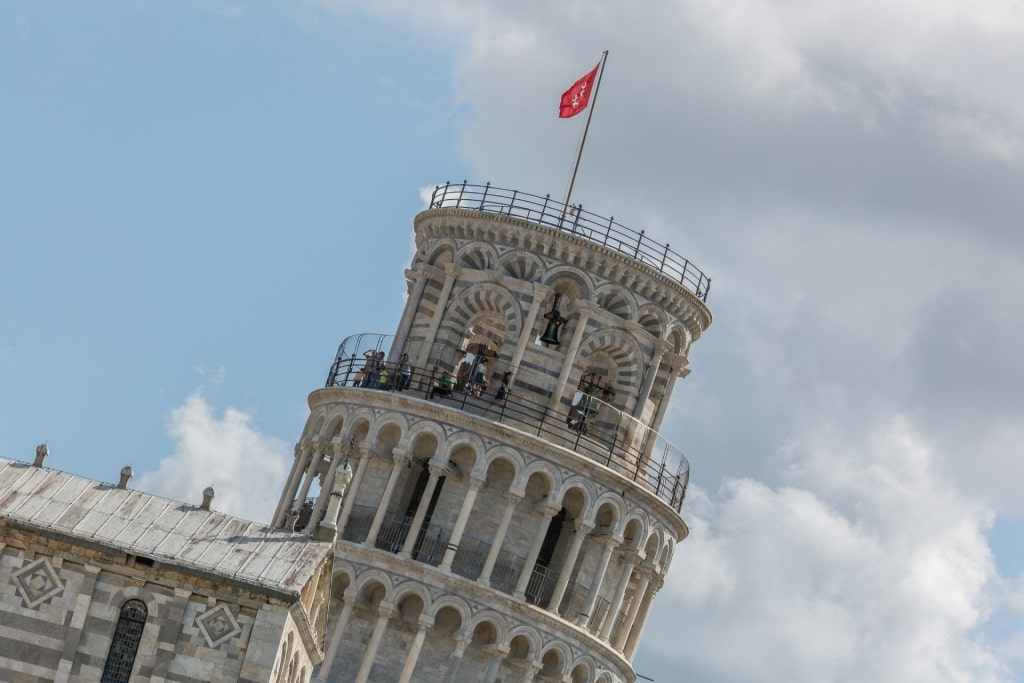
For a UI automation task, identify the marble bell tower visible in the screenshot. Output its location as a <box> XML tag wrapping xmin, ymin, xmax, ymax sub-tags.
<box><xmin>271</xmin><ymin>181</ymin><xmax>712</xmax><ymax>683</ymax></box>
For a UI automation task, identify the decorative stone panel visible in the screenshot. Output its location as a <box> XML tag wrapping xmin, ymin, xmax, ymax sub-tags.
<box><xmin>12</xmin><ymin>557</ymin><xmax>64</xmax><ymax>608</ymax></box>
<box><xmin>196</xmin><ymin>604</ymin><xmax>242</xmax><ymax>648</ymax></box>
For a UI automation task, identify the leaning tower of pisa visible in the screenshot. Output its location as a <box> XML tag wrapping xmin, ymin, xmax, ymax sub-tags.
<box><xmin>272</xmin><ymin>182</ymin><xmax>712</xmax><ymax>683</ymax></box>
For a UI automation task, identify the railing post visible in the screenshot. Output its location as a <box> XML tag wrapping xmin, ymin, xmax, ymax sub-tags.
<box><xmin>479</xmin><ymin>181</ymin><xmax>490</xmax><ymax>210</ymax></box>
<box><xmin>605</xmin><ymin>216</ymin><xmax>613</xmax><ymax>245</ymax></box>
<box><xmin>661</xmin><ymin>243</ymin><xmax>670</xmax><ymax>270</ymax></box>
<box><xmin>680</xmin><ymin>260</ymin><xmax>689</xmax><ymax>286</ymax></box>
<box><xmin>571</xmin><ymin>204</ymin><xmax>583</xmax><ymax>235</ymax></box>
<box><xmin>459</xmin><ymin>179</ymin><xmax>467</xmax><ymax>208</ymax></box>
<box><xmin>508</xmin><ymin>189</ymin><xmax>517</xmax><ymax>216</ymax></box>
<box><xmin>635</xmin><ymin>229</ymin><xmax>644</xmax><ymax>259</ymax></box>
<box><xmin>540</xmin><ymin>194</ymin><xmax>550</xmax><ymax>225</ymax></box>
<box><xmin>440</xmin><ymin>181</ymin><xmax>449</xmax><ymax>207</ymax></box>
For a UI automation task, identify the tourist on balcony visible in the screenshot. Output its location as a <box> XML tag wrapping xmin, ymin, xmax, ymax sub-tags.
<box><xmin>430</xmin><ymin>370</ymin><xmax>453</xmax><ymax>398</ymax></box>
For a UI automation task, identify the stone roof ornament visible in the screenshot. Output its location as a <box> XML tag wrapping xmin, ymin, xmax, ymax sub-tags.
<box><xmin>33</xmin><ymin>443</ymin><xmax>48</xmax><ymax>468</ymax></box>
<box><xmin>118</xmin><ymin>465</ymin><xmax>133</xmax><ymax>490</ymax></box>
<box><xmin>201</xmin><ymin>486</ymin><xmax>215</xmax><ymax>511</ymax></box>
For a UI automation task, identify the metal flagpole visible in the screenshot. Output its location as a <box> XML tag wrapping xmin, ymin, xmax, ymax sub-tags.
<box><xmin>562</xmin><ymin>50</ymin><xmax>609</xmax><ymax>220</ymax></box>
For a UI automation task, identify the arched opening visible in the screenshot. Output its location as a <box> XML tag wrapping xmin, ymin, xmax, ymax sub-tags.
<box><xmin>101</xmin><ymin>599</ymin><xmax>147</xmax><ymax>683</ymax></box>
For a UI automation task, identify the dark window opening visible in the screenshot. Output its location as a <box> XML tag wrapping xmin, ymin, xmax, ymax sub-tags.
<box><xmin>101</xmin><ymin>599</ymin><xmax>147</xmax><ymax>683</ymax></box>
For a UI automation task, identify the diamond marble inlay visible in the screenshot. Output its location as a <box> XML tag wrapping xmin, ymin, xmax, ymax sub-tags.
<box><xmin>196</xmin><ymin>604</ymin><xmax>242</xmax><ymax>648</ymax></box>
<box><xmin>12</xmin><ymin>558</ymin><xmax>64</xmax><ymax>609</ymax></box>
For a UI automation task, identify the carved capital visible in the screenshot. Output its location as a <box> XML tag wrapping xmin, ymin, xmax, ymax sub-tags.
<box><xmin>504</xmin><ymin>490</ymin><xmax>524</xmax><ymax>506</ymax></box>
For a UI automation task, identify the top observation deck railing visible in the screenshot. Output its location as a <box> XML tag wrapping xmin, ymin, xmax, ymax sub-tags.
<box><xmin>428</xmin><ymin>181</ymin><xmax>711</xmax><ymax>303</ymax></box>
<box><xmin>324</xmin><ymin>334</ymin><xmax>690</xmax><ymax>511</ymax></box>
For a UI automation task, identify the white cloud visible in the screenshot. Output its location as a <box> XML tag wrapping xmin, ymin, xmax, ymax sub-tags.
<box><xmin>136</xmin><ymin>392</ymin><xmax>291</xmax><ymax>523</ymax></box>
<box><xmin>646</xmin><ymin>418</ymin><xmax>1006</xmax><ymax>683</ymax></box>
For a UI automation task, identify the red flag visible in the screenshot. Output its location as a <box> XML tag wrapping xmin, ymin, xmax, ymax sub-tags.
<box><xmin>559</xmin><ymin>63</ymin><xmax>600</xmax><ymax>118</ymax></box>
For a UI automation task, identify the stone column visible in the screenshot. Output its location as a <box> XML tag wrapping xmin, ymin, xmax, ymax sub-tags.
<box><xmin>415</xmin><ymin>263</ymin><xmax>461</xmax><ymax>370</ymax></box>
<box><xmin>632</xmin><ymin>342</ymin><xmax>668</xmax><ymax>420</ymax></box>
<box><xmin>624</xmin><ymin>576</ymin><xmax>664</xmax><ymax>661</ymax></box>
<box><xmin>613</xmin><ymin>565</ymin><xmax>653</xmax><ymax>651</ymax></box>
<box><xmin>274</xmin><ymin>443</ymin><xmax>312</xmax><ymax>527</ymax></box>
<box><xmin>308</xmin><ymin>439</ymin><xmax>348</xmax><ymax>532</ymax></box>
<box><xmin>399</xmin><ymin>463</ymin><xmax>444</xmax><ymax>558</ymax></box>
<box><xmin>514</xmin><ymin>502</ymin><xmax>562</xmax><ymax>600</ymax></box>
<box><xmin>547</xmin><ymin>303</ymin><xmax>594</xmax><ymax>413</ymax></box>
<box><xmin>293</xmin><ymin>441</ymin><xmax>326</xmax><ymax>519</ymax></box>
<box><xmin>600</xmin><ymin>550</ymin><xmax>640</xmax><ymax>640</ymax></box>
<box><xmin>337</xmin><ymin>446</ymin><xmax>373</xmax><ymax>535</ymax></box>
<box><xmin>354</xmin><ymin>601</ymin><xmax>396</xmax><ymax>683</ymax></box>
<box><xmin>391</xmin><ymin>264</ymin><xmax>431</xmax><ymax>360</ymax></box>
<box><xmin>441</xmin><ymin>476</ymin><xmax>484</xmax><ymax>570</ymax></box>
<box><xmin>508</xmin><ymin>283</ymin><xmax>549</xmax><ymax>382</ymax></box>
<box><xmin>442</xmin><ymin>632</ymin><xmax>471</xmax><ymax>683</ymax></box>
<box><xmin>397</xmin><ymin>614</ymin><xmax>435</xmax><ymax>683</ymax></box>
<box><xmin>482</xmin><ymin>645</ymin><xmax>510</xmax><ymax>683</ymax></box>
<box><xmin>576</xmin><ymin>536</ymin><xmax>619</xmax><ymax>628</ymax></box>
<box><xmin>548</xmin><ymin>519</ymin><xmax>593</xmax><ymax>613</ymax></box>
<box><xmin>521</xmin><ymin>660</ymin><xmax>543</xmax><ymax>683</ymax></box>
<box><xmin>648</xmin><ymin>357</ymin><xmax>685</xmax><ymax>438</ymax></box>
<box><xmin>366</xmin><ymin>447</ymin><xmax>410</xmax><ymax>546</ymax></box>
<box><xmin>318</xmin><ymin>588</ymin><xmax>357</xmax><ymax>681</ymax></box>
<box><xmin>478</xmin><ymin>491</ymin><xmax>522</xmax><ymax>587</ymax></box>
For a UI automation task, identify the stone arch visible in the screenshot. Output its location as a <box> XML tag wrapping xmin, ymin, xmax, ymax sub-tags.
<box><xmin>576</xmin><ymin>329</ymin><xmax>644</xmax><ymax>401</ymax></box>
<box><xmin>323</xmin><ymin>412</ymin><xmax>345</xmax><ymax>441</ymax></box>
<box><xmin>455</xmin><ymin>241</ymin><xmax>498</xmax><ymax>271</ymax></box>
<box><xmin>595</xmin><ymin>671</ymin><xmax>617</xmax><ymax>683</ymax></box>
<box><xmin>352</xmin><ymin>570</ymin><xmax>393</xmax><ymax>604</ymax></box>
<box><xmin>443</xmin><ymin>432</ymin><xmax>485</xmax><ymax>472</ymax></box>
<box><xmin>660</xmin><ymin>538</ymin><xmax>676</xmax><ymax>571</ymax></box>
<box><xmin>636</xmin><ymin>303</ymin><xmax>668</xmax><ymax>339</ymax></box>
<box><xmin>392</xmin><ymin>585</ymin><xmax>430</xmax><ymax>631</ymax></box>
<box><xmin>589</xmin><ymin>491</ymin><xmax>627</xmax><ymax>533</ymax></box>
<box><xmin>557</xmin><ymin>481</ymin><xmax>598</xmax><ymax>518</ymax></box>
<box><xmin>331</xmin><ymin>562</ymin><xmax>357</xmax><ymax>601</ymax></box>
<box><xmin>506</xmin><ymin>626</ymin><xmax>542</xmax><ymax>662</ymax></box>
<box><xmin>516</xmin><ymin>462</ymin><xmax>560</xmax><ymax>499</ymax></box>
<box><xmin>426</xmin><ymin>594</ymin><xmax>472</xmax><ymax>629</ymax></box>
<box><xmin>424</xmin><ymin>240</ymin><xmax>456</xmax><ymax>267</ymax></box>
<box><xmin>443</xmin><ymin>283</ymin><xmax>523</xmax><ymax>342</ymax></box>
<box><xmin>620</xmin><ymin>511</ymin><xmax>651</xmax><ymax>550</ymax></box>
<box><xmin>555</xmin><ymin>480</ymin><xmax>593</xmax><ymax>521</ymax></box>
<box><xmin>478</xmin><ymin>446</ymin><xmax>525</xmax><ymax>484</ymax></box>
<box><xmin>538</xmin><ymin>641</ymin><xmax>573</xmax><ymax>680</ymax></box>
<box><xmin>666</xmin><ymin>323</ymin><xmax>690</xmax><ymax>355</ymax></box>
<box><xmin>340</xmin><ymin>410</ymin><xmax>373</xmax><ymax>445</ymax></box>
<box><xmin>468</xmin><ymin>610</ymin><xmax>509</xmax><ymax>647</ymax></box>
<box><xmin>303</xmin><ymin>414</ymin><xmax>326</xmax><ymax>441</ymax></box>
<box><xmin>368</xmin><ymin>415</ymin><xmax>408</xmax><ymax>452</ymax></box>
<box><xmin>405</xmin><ymin>422</ymin><xmax>444</xmax><ymax>458</ymax></box>
<box><xmin>104</xmin><ymin>586</ymin><xmax>158</xmax><ymax>625</ymax></box>
<box><xmin>497</xmin><ymin>249</ymin><xmax>545</xmax><ymax>282</ymax></box>
<box><xmin>568</xmin><ymin>656</ymin><xmax>596</xmax><ymax>683</ymax></box>
<box><xmin>544</xmin><ymin>266</ymin><xmax>593</xmax><ymax>302</ymax></box>
<box><xmin>593</xmin><ymin>284</ymin><xmax>637</xmax><ymax>320</ymax></box>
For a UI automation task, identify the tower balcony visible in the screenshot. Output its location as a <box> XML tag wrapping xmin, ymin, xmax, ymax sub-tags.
<box><xmin>428</xmin><ymin>181</ymin><xmax>711</xmax><ymax>303</ymax></box>
<box><xmin>325</xmin><ymin>337</ymin><xmax>690</xmax><ymax>512</ymax></box>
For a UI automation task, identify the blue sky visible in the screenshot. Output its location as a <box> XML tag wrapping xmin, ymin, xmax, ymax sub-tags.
<box><xmin>4</xmin><ymin>2</ymin><xmax>1024</xmax><ymax>682</ymax></box>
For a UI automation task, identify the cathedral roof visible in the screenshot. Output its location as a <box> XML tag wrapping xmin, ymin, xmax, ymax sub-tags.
<box><xmin>0</xmin><ymin>457</ymin><xmax>330</xmax><ymax>597</ymax></box>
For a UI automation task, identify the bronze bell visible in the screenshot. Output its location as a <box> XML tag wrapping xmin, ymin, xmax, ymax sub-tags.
<box><xmin>540</xmin><ymin>293</ymin><xmax>566</xmax><ymax>346</ymax></box>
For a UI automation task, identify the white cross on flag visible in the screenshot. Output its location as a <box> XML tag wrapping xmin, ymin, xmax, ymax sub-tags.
<box><xmin>558</xmin><ymin>63</ymin><xmax>600</xmax><ymax>118</ymax></box>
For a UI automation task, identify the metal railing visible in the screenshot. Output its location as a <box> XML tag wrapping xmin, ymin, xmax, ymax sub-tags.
<box><xmin>428</xmin><ymin>181</ymin><xmax>711</xmax><ymax>302</ymax></box>
<box><xmin>325</xmin><ymin>350</ymin><xmax>690</xmax><ymax>511</ymax></box>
